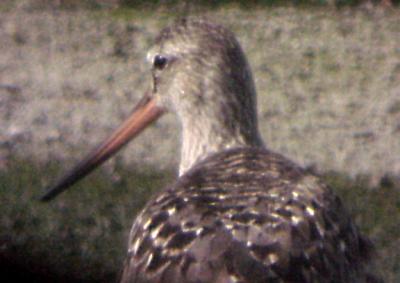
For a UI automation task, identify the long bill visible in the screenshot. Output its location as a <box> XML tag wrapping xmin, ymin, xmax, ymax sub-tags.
<box><xmin>40</xmin><ymin>93</ymin><xmax>165</xmax><ymax>201</ymax></box>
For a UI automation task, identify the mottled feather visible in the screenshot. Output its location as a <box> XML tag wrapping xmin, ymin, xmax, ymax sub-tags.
<box><xmin>120</xmin><ymin>148</ymin><xmax>372</xmax><ymax>283</ymax></box>
<box><xmin>116</xmin><ymin>19</ymin><xmax>377</xmax><ymax>283</ymax></box>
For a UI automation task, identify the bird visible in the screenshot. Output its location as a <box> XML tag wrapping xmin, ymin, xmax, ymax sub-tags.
<box><xmin>41</xmin><ymin>19</ymin><xmax>377</xmax><ymax>283</ymax></box>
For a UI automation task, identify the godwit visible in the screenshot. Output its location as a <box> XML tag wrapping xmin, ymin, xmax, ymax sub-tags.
<box><xmin>41</xmin><ymin>19</ymin><xmax>376</xmax><ymax>282</ymax></box>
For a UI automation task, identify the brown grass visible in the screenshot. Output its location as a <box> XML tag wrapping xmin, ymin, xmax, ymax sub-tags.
<box><xmin>1</xmin><ymin>5</ymin><xmax>399</xmax><ymax>183</ymax></box>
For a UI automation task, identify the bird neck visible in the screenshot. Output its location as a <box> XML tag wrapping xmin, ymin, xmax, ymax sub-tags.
<box><xmin>175</xmin><ymin>53</ymin><xmax>264</xmax><ymax>175</ymax></box>
<box><xmin>178</xmin><ymin>112</ymin><xmax>263</xmax><ymax>175</ymax></box>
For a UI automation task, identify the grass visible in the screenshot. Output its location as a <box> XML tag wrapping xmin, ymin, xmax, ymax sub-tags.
<box><xmin>0</xmin><ymin>157</ymin><xmax>173</xmax><ymax>282</ymax></box>
<box><xmin>1</xmin><ymin>5</ymin><xmax>399</xmax><ymax>182</ymax></box>
<box><xmin>324</xmin><ymin>172</ymin><xmax>400</xmax><ymax>282</ymax></box>
<box><xmin>0</xmin><ymin>2</ymin><xmax>399</xmax><ymax>282</ymax></box>
<box><xmin>0</xmin><ymin>158</ymin><xmax>399</xmax><ymax>282</ymax></box>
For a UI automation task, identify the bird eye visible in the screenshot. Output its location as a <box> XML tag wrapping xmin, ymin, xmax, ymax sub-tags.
<box><xmin>153</xmin><ymin>55</ymin><xmax>167</xmax><ymax>70</ymax></box>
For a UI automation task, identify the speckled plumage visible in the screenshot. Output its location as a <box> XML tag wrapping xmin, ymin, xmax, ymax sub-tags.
<box><xmin>115</xmin><ymin>19</ymin><xmax>378</xmax><ymax>283</ymax></box>
<box><xmin>120</xmin><ymin>148</ymin><xmax>372</xmax><ymax>283</ymax></box>
<box><xmin>117</xmin><ymin>20</ymin><xmax>376</xmax><ymax>283</ymax></box>
<box><xmin>41</xmin><ymin>19</ymin><xmax>377</xmax><ymax>283</ymax></box>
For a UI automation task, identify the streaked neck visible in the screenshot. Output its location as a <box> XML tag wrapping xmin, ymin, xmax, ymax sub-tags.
<box><xmin>178</xmin><ymin>114</ymin><xmax>263</xmax><ymax>175</ymax></box>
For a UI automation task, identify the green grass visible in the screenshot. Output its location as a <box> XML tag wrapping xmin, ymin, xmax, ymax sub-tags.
<box><xmin>324</xmin><ymin>172</ymin><xmax>400</xmax><ymax>282</ymax></box>
<box><xmin>0</xmin><ymin>158</ymin><xmax>399</xmax><ymax>282</ymax></box>
<box><xmin>0</xmin><ymin>158</ymin><xmax>173</xmax><ymax>282</ymax></box>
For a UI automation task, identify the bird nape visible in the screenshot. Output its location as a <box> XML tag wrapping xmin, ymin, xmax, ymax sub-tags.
<box><xmin>41</xmin><ymin>19</ymin><xmax>379</xmax><ymax>283</ymax></box>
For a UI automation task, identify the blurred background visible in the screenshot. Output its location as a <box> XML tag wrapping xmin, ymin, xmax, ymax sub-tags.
<box><xmin>0</xmin><ymin>0</ymin><xmax>399</xmax><ymax>282</ymax></box>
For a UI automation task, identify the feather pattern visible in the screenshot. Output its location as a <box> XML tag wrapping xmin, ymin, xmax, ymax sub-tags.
<box><xmin>120</xmin><ymin>148</ymin><xmax>372</xmax><ymax>283</ymax></box>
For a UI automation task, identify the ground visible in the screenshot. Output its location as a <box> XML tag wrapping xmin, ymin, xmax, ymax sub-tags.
<box><xmin>0</xmin><ymin>1</ymin><xmax>399</xmax><ymax>282</ymax></box>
